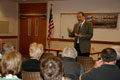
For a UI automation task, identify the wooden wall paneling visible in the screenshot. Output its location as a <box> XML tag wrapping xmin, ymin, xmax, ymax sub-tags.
<box><xmin>19</xmin><ymin>3</ymin><xmax>47</xmax><ymax>55</ymax></box>
<box><xmin>19</xmin><ymin>3</ymin><xmax>47</xmax><ymax>14</ymax></box>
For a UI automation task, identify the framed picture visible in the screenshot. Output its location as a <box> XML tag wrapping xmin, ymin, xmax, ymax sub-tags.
<box><xmin>86</xmin><ymin>13</ymin><xmax>118</xmax><ymax>28</ymax></box>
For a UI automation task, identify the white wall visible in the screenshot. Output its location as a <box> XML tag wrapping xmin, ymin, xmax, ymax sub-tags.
<box><xmin>0</xmin><ymin>0</ymin><xmax>18</xmax><ymax>35</ymax></box>
<box><xmin>47</xmin><ymin>0</ymin><xmax>120</xmax><ymax>59</ymax></box>
<box><xmin>47</xmin><ymin>0</ymin><xmax>120</xmax><ymax>41</ymax></box>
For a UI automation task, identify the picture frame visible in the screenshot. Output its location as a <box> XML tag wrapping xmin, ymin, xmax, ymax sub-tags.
<box><xmin>86</xmin><ymin>13</ymin><xmax>118</xmax><ymax>28</ymax></box>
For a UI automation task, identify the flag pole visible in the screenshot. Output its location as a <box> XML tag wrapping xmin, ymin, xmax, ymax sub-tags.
<box><xmin>48</xmin><ymin>3</ymin><xmax>54</xmax><ymax>53</ymax></box>
<box><xmin>48</xmin><ymin>4</ymin><xmax>53</xmax><ymax>49</ymax></box>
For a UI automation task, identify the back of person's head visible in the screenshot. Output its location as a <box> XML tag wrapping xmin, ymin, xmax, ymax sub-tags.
<box><xmin>62</xmin><ymin>47</ymin><xmax>77</xmax><ymax>59</ymax></box>
<box><xmin>111</xmin><ymin>46</ymin><xmax>120</xmax><ymax>60</ymax></box>
<box><xmin>0</xmin><ymin>50</ymin><xmax>22</xmax><ymax>76</ymax></box>
<box><xmin>29</xmin><ymin>42</ymin><xmax>43</xmax><ymax>59</ymax></box>
<box><xmin>2</xmin><ymin>43</ymin><xmax>14</xmax><ymax>53</ymax></box>
<box><xmin>40</xmin><ymin>56</ymin><xmax>63</xmax><ymax>80</ymax></box>
<box><xmin>101</xmin><ymin>48</ymin><xmax>117</xmax><ymax>62</ymax></box>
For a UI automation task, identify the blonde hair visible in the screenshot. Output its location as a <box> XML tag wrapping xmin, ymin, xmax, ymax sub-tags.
<box><xmin>29</xmin><ymin>42</ymin><xmax>43</xmax><ymax>58</ymax></box>
<box><xmin>1</xmin><ymin>50</ymin><xmax>22</xmax><ymax>76</ymax></box>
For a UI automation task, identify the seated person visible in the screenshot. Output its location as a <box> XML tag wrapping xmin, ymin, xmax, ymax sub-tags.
<box><xmin>81</xmin><ymin>48</ymin><xmax>120</xmax><ymax>80</ymax></box>
<box><xmin>22</xmin><ymin>42</ymin><xmax>43</xmax><ymax>72</ymax></box>
<box><xmin>111</xmin><ymin>46</ymin><xmax>120</xmax><ymax>68</ymax></box>
<box><xmin>2</xmin><ymin>43</ymin><xmax>14</xmax><ymax>53</ymax></box>
<box><xmin>0</xmin><ymin>50</ymin><xmax>22</xmax><ymax>80</ymax></box>
<box><xmin>61</xmin><ymin>47</ymin><xmax>84</xmax><ymax>80</ymax></box>
<box><xmin>40</xmin><ymin>56</ymin><xmax>64</xmax><ymax>80</ymax></box>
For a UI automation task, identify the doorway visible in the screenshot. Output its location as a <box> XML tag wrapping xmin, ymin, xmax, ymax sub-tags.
<box><xmin>19</xmin><ymin>3</ymin><xmax>47</xmax><ymax>55</ymax></box>
<box><xmin>19</xmin><ymin>15</ymin><xmax>46</xmax><ymax>55</ymax></box>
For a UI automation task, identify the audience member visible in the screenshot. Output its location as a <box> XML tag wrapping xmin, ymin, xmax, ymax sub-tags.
<box><xmin>0</xmin><ymin>50</ymin><xmax>22</xmax><ymax>80</ymax></box>
<box><xmin>40</xmin><ymin>56</ymin><xmax>64</xmax><ymax>80</ymax></box>
<box><xmin>81</xmin><ymin>48</ymin><xmax>120</xmax><ymax>80</ymax></box>
<box><xmin>62</xmin><ymin>47</ymin><xmax>84</xmax><ymax>80</ymax></box>
<box><xmin>2</xmin><ymin>43</ymin><xmax>14</xmax><ymax>53</ymax></box>
<box><xmin>22</xmin><ymin>42</ymin><xmax>43</xmax><ymax>72</ymax></box>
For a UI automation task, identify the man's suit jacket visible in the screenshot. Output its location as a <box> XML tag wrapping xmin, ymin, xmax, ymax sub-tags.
<box><xmin>69</xmin><ymin>21</ymin><xmax>93</xmax><ymax>53</ymax></box>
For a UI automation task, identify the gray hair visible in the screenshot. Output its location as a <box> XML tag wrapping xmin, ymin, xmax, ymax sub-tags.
<box><xmin>62</xmin><ymin>47</ymin><xmax>77</xmax><ymax>59</ymax></box>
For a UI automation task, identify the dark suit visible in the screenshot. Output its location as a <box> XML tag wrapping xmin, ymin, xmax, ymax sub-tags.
<box><xmin>62</xmin><ymin>57</ymin><xmax>84</xmax><ymax>80</ymax></box>
<box><xmin>22</xmin><ymin>59</ymin><xmax>40</xmax><ymax>72</ymax></box>
<box><xmin>81</xmin><ymin>64</ymin><xmax>120</xmax><ymax>80</ymax></box>
<box><xmin>69</xmin><ymin>21</ymin><xmax>93</xmax><ymax>56</ymax></box>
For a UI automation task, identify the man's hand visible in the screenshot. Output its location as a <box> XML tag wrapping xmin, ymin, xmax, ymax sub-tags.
<box><xmin>75</xmin><ymin>33</ymin><xmax>83</xmax><ymax>37</ymax></box>
<box><xmin>94</xmin><ymin>59</ymin><xmax>103</xmax><ymax>68</ymax></box>
<box><xmin>75</xmin><ymin>33</ymin><xmax>79</xmax><ymax>37</ymax></box>
<box><xmin>78</xmin><ymin>33</ymin><xmax>83</xmax><ymax>37</ymax></box>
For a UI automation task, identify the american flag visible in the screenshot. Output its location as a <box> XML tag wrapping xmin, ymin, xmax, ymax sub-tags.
<box><xmin>47</xmin><ymin>7</ymin><xmax>54</xmax><ymax>46</ymax></box>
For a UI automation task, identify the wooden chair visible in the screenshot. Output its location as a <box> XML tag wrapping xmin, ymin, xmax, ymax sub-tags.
<box><xmin>64</xmin><ymin>77</ymin><xmax>72</xmax><ymax>80</ymax></box>
<box><xmin>77</xmin><ymin>56</ymin><xmax>94</xmax><ymax>72</ymax></box>
<box><xmin>64</xmin><ymin>74</ymin><xmax>76</xmax><ymax>80</ymax></box>
<box><xmin>22</xmin><ymin>71</ymin><xmax>43</xmax><ymax>80</ymax></box>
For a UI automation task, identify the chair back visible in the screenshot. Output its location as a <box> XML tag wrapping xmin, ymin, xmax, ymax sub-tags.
<box><xmin>77</xmin><ymin>56</ymin><xmax>94</xmax><ymax>72</ymax></box>
<box><xmin>64</xmin><ymin>77</ymin><xmax>72</xmax><ymax>80</ymax></box>
<box><xmin>64</xmin><ymin>74</ymin><xmax>76</xmax><ymax>80</ymax></box>
<box><xmin>22</xmin><ymin>71</ymin><xmax>43</xmax><ymax>80</ymax></box>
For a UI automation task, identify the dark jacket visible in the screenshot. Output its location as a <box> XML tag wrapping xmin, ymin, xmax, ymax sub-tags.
<box><xmin>82</xmin><ymin>64</ymin><xmax>120</xmax><ymax>80</ymax></box>
<box><xmin>62</xmin><ymin>57</ymin><xmax>83</xmax><ymax>80</ymax></box>
<box><xmin>22</xmin><ymin>59</ymin><xmax>40</xmax><ymax>72</ymax></box>
<box><xmin>69</xmin><ymin>21</ymin><xmax>93</xmax><ymax>53</ymax></box>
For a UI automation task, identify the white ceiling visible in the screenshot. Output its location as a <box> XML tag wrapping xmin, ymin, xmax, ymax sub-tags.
<box><xmin>8</xmin><ymin>0</ymin><xmax>67</xmax><ymax>2</ymax></box>
<box><xmin>7</xmin><ymin>0</ymin><xmax>120</xmax><ymax>3</ymax></box>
